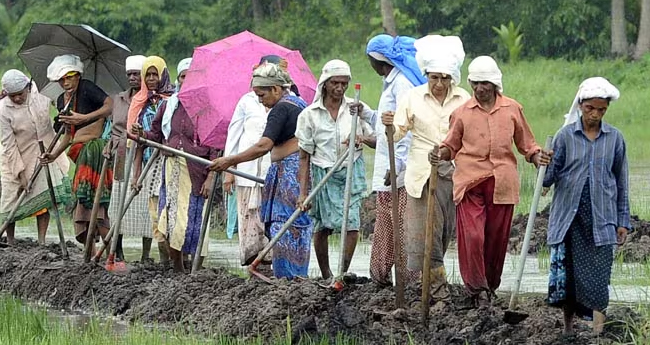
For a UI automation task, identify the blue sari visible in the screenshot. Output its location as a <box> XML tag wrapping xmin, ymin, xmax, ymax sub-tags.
<box><xmin>260</xmin><ymin>95</ymin><xmax>313</xmax><ymax>279</ymax></box>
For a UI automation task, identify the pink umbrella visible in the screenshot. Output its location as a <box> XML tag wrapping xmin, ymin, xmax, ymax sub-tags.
<box><xmin>178</xmin><ymin>31</ymin><xmax>317</xmax><ymax>149</ymax></box>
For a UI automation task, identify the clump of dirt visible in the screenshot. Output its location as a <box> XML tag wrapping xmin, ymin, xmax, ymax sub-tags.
<box><xmin>508</xmin><ymin>207</ymin><xmax>650</xmax><ymax>263</ymax></box>
<box><xmin>507</xmin><ymin>206</ymin><xmax>552</xmax><ymax>255</ymax></box>
<box><xmin>0</xmin><ymin>239</ymin><xmax>639</xmax><ymax>344</ymax></box>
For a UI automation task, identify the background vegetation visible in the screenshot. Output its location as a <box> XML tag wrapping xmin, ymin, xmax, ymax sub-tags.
<box><xmin>0</xmin><ymin>0</ymin><xmax>649</xmax><ymax>65</ymax></box>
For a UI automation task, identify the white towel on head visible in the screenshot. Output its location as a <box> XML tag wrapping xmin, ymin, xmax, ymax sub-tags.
<box><xmin>47</xmin><ymin>54</ymin><xmax>84</xmax><ymax>81</ymax></box>
<box><xmin>563</xmin><ymin>77</ymin><xmax>620</xmax><ymax>127</ymax></box>
<box><xmin>467</xmin><ymin>56</ymin><xmax>503</xmax><ymax>92</ymax></box>
<box><xmin>125</xmin><ymin>55</ymin><xmax>146</xmax><ymax>72</ymax></box>
<box><xmin>313</xmin><ymin>59</ymin><xmax>351</xmax><ymax>104</ymax></box>
<box><xmin>176</xmin><ymin>58</ymin><xmax>192</xmax><ymax>76</ymax></box>
<box><xmin>414</xmin><ymin>35</ymin><xmax>465</xmax><ymax>85</ymax></box>
<box><xmin>1</xmin><ymin>69</ymin><xmax>30</xmax><ymax>93</ymax></box>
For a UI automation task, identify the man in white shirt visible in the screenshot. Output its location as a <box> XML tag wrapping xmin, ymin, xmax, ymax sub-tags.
<box><xmin>365</xmin><ymin>34</ymin><xmax>425</xmax><ymax>286</ymax></box>
<box><xmin>382</xmin><ymin>35</ymin><xmax>470</xmax><ymax>304</ymax></box>
<box><xmin>296</xmin><ymin>59</ymin><xmax>375</xmax><ymax>280</ymax></box>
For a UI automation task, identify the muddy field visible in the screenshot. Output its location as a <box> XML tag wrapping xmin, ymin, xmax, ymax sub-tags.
<box><xmin>0</xmin><ymin>239</ymin><xmax>640</xmax><ymax>344</ymax></box>
<box><xmin>508</xmin><ymin>207</ymin><xmax>650</xmax><ymax>262</ymax></box>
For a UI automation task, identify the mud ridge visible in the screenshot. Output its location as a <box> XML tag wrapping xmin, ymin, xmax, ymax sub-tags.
<box><xmin>0</xmin><ymin>239</ymin><xmax>639</xmax><ymax>344</ymax></box>
<box><xmin>508</xmin><ymin>206</ymin><xmax>650</xmax><ymax>263</ymax></box>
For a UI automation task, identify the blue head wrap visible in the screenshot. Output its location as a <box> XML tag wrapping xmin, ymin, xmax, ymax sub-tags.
<box><xmin>366</xmin><ymin>34</ymin><xmax>427</xmax><ymax>86</ymax></box>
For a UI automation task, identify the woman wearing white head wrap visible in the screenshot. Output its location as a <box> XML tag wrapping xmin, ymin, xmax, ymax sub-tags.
<box><xmin>544</xmin><ymin>77</ymin><xmax>628</xmax><ymax>335</ymax></box>
<box><xmin>176</xmin><ymin>57</ymin><xmax>192</xmax><ymax>88</ymax></box>
<box><xmin>1</xmin><ymin>69</ymin><xmax>30</xmax><ymax>94</ymax></box>
<box><xmin>47</xmin><ymin>54</ymin><xmax>84</xmax><ymax>82</ymax></box>
<box><xmin>382</xmin><ymin>35</ymin><xmax>471</xmax><ymax>302</ymax></box>
<box><xmin>161</xmin><ymin>57</ymin><xmax>193</xmax><ymax>140</ymax></box>
<box><xmin>0</xmin><ymin>69</ymin><xmax>71</xmax><ymax>245</ymax></box>
<box><xmin>296</xmin><ymin>59</ymin><xmax>375</xmax><ymax>280</ymax></box>
<box><xmin>562</xmin><ymin>77</ymin><xmax>620</xmax><ymax>126</ymax></box>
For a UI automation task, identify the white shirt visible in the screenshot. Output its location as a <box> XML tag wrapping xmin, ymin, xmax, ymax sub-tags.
<box><xmin>372</xmin><ymin>68</ymin><xmax>415</xmax><ymax>192</ymax></box>
<box><xmin>392</xmin><ymin>84</ymin><xmax>471</xmax><ymax>198</ymax></box>
<box><xmin>223</xmin><ymin>91</ymin><xmax>271</xmax><ymax>187</ymax></box>
<box><xmin>296</xmin><ymin>97</ymin><xmax>375</xmax><ymax>169</ymax></box>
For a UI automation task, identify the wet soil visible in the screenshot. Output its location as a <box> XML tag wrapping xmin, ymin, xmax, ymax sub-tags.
<box><xmin>360</xmin><ymin>192</ymin><xmax>377</xmax><ymax>239</ymax></box>
<box><xmin>0</xmin><ymin>239</ymin><xmax>640</xmax><ymax>344</ymax></box>
<box><xmin>508</xmin><ymin>206</ymin><xmax>650</xmax><ymax>263</ymax></box>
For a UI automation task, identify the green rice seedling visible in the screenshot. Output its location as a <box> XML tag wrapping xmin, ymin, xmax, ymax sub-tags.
<box><xmin>536</xmin><ymin>245</ymin><xmax>550</xmax><ymax>272</ymax></box>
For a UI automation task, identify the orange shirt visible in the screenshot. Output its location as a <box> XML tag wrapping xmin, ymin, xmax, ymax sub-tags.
<box><xmin>441</xmin><ymin>94</ymin><xmax>541</xmax><ymax>205</ymax></box>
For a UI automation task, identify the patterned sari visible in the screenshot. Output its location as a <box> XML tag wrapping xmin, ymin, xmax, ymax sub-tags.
<box><xmin>259</xmin><ymin>95</ymin><xmax>313</xmax><ymax>279</ymax></box>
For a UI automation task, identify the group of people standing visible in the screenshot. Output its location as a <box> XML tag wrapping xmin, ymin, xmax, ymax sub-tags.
<box><xmin>0</xmin><ymin>32</ymin><xmax>630</xmax><ymax>335</ymax></box>
<box><xmin>0</xmin><ymin>53</ymin><xmax>216</xmax><ymax>273</ymax></box>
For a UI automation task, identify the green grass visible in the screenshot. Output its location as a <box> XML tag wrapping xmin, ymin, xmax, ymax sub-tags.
<box><xmin>0</xmin><ymin>296</ymin><xmax>374</xmax><ymax>345</ymax></box>
<box><xmin>310</xmin><ymin>55</ymin><xmax>650</xmax><ymax>218</ymax></box>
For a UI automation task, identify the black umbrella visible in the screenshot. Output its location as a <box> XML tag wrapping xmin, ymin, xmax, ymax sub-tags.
<box><xmin>18</xmin><ymin>23</ymin><xmax>131</xmax><ymax>99</ymax></box>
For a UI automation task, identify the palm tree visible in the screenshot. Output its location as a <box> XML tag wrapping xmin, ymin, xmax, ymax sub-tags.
<box><xmin>380</xmin><ymin>0</ymin><xmax>397</xmax><ymax>36</ymax></box>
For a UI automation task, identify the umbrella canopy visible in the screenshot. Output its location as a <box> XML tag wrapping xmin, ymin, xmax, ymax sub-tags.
<box><xmin>18</xmin><ymin>23</ymin><xmax>131</xmax><ymax>99</ymax></box>
<box><xmin>178</xmin><ymin>30</ymin><xmax>317</xmax><ymax>149</ymax></box>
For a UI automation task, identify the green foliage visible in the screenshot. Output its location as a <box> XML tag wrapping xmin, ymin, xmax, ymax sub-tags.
<box><xmin>492</xmin><ymin>21</ymin><xmax>523</xmax><ymax>64</ymax></box>
<box><xmin>255</xmin><ymin>0</ymin><xmax>377</xmax><ymax>59</ymax></box>
<box><xmin>0</xmin><ymin>0</ymin><xmax>637</xmax><ymax>67</ymax></box>
<box><xmin>396</xmin><ymin>0</ymin><xmax>611</xmax><ymax>60</ymax></box>
<box><xmin>2</xmin><ymin>0</ymin><xmax>254</xmax><ymax>68</ymax></box>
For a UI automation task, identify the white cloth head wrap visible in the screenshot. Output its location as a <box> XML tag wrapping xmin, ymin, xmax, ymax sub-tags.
<box><xmin>414</xmin><ymin>35</ymin><xmax>465</xmax><ymax>85</ymax></box>
<box><xmin>563</xmin><ymin>77</ymin><xmax>620</xmax><ymax>127</ymax></box>
<box><xmin>176</xmin><ymin>58</ymin><xmax>192</xmax><ymax>76</ymax></box>
<box><xmin>161</xmin><ymin>58</ymin><xmax>193</xmax><ymax>140</ymax></box>
<box><xmin>125</xmin><ymin>55</ymin><xmax>146</xmax><ymax>72</ymax></box>
<box><xmin>47</xmin><ymin>54</ymin><xmax>84</xmax><ymax>82</ymax></box>
<box><xmin>2</xmin><ymin>69</ymin><xmax>30</xmax><ymax>94</ymax></box>
<box><xmin>467</xmin><ymin>56</ymin><xmax>503</xmax><ymax>92</ymax></box>
<box><xmin>313</xmin><ymin>59</ymin><xmax>352</xmax><ymax>103</ymax></box>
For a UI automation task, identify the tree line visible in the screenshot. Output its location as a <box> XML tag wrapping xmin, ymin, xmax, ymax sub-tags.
<box><xmin>0</xmin><ymin>0</ymin><xmax>648</xmax><ymax>69</ymax></box>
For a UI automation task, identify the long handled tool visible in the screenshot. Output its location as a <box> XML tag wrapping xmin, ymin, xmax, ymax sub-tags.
<box><xmin>249</xmin><ymin>149</ymin><xmax>351</xmax><ymax>283</ymax></box>
<box><xmin>132</xmin><ymin>137</ymin><xmax>265</xmax><ymax>184</ymax></box>
<box><xmin>421</xmin><ymin>145</ymin><xmax>439</xmax><ymax>325</ymax></box>
<box><xmin>92</xmin><ymin>148</ymin><xmax>160</xmax><ymax>262</ymax></box>
<box><xmin>504</xmin><ymin>136</ymin><xmax>553</xmax><ymax>324</ymax></box>
<box><xmin>105</xmin><ymin>143</ymin><xmax>136</xmax><ymax>272</ymax></box>
<box><xmin>38</xmin><ymin>141</ymin><xmax>68</xmax><ymax>259</ymax></box>
<box><xmin>191</xmin><ymin>173</ymin><xmax>219</xmax><ymax>273</ymax></box>
<box><xmin>336</xmin><ymin>83</ymin><xmax>361</xmax><ymax>280</ymax></box>
<box><xmin>82</xmin><ymin>155</ymin><xmax>110</xmax><ymax>262</ymax></box>
<box><xmin>0</xmin><ymin>126</ymin><xmax>66</xmax><ymax>240</ymax></box>
<box><xmin>385</xmin><ymin>125</ymin><xmax>405</xmax><ymax>308</ymax></box>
